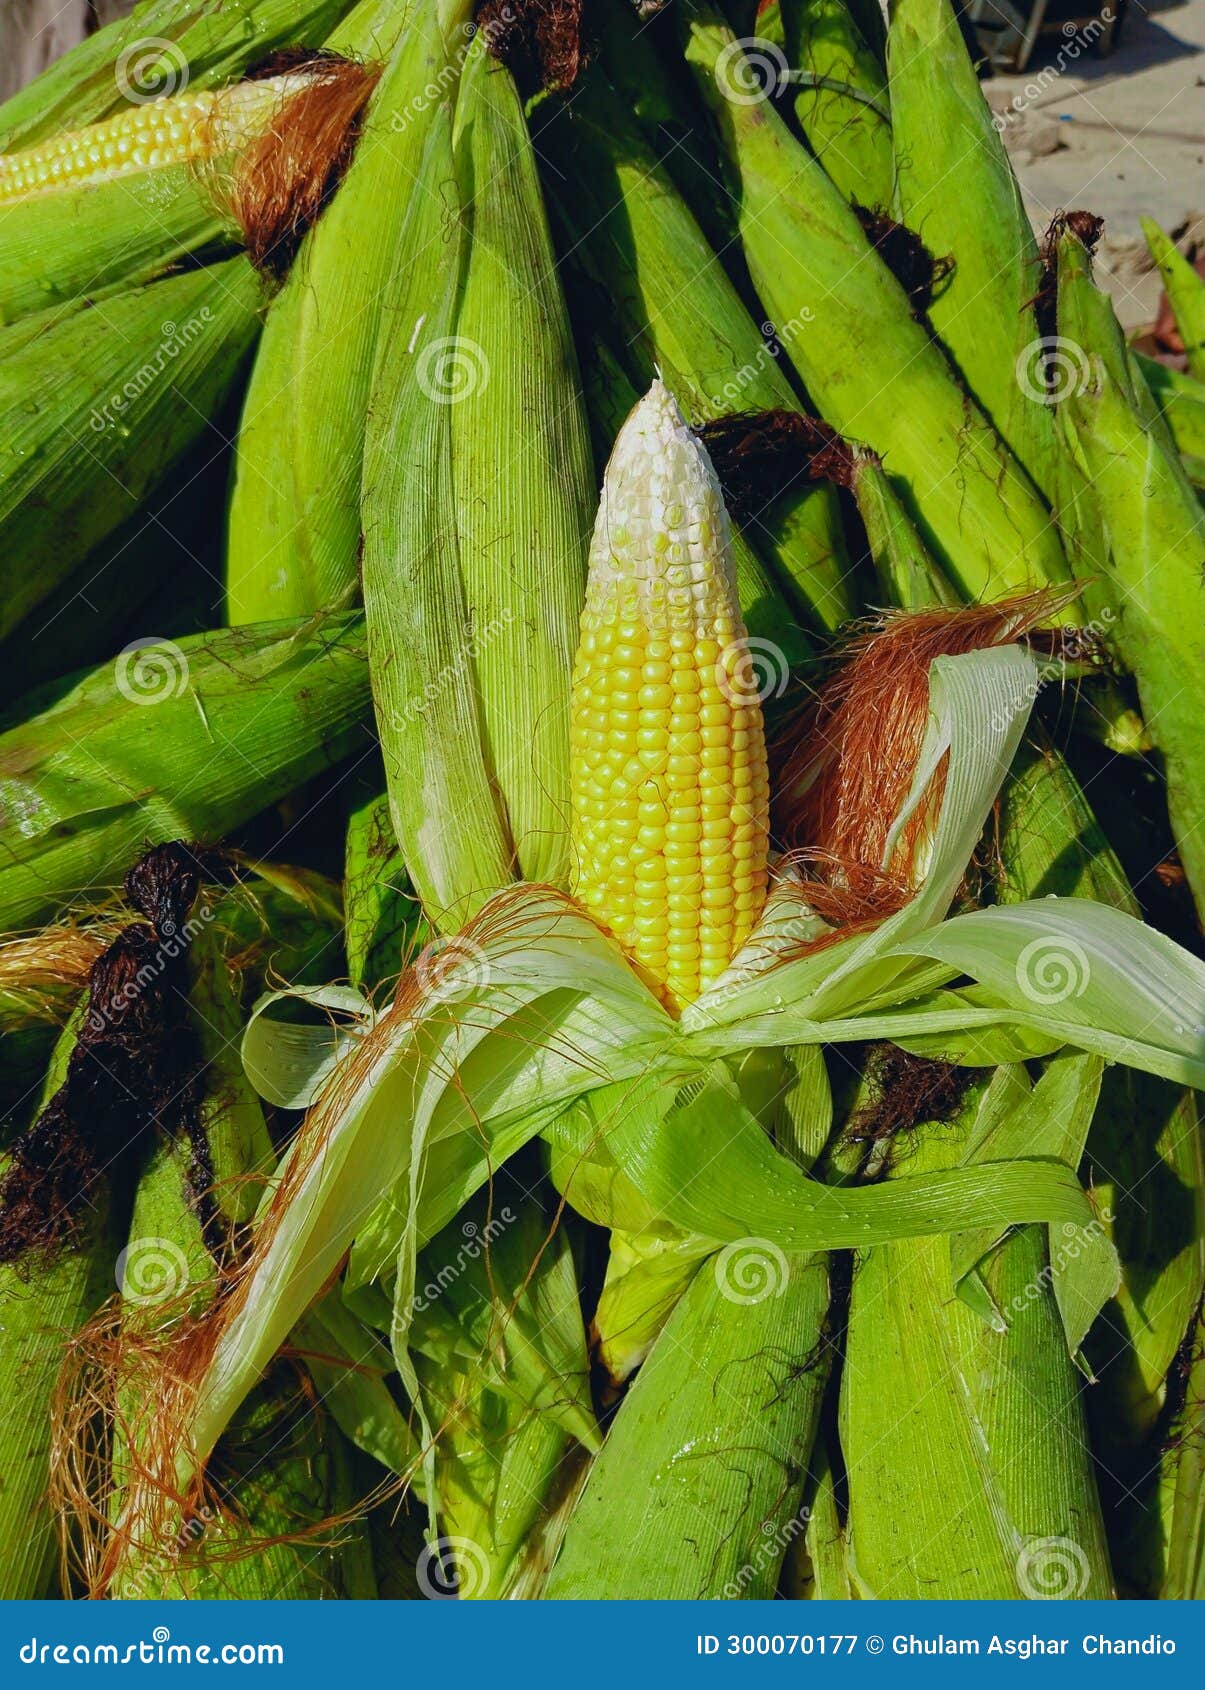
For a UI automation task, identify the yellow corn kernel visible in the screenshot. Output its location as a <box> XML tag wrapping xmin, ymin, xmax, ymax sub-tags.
<box><xmin>569</xmin><ymin>379</ymin><xmax>770</xmax><ymax>1012</ymax></box>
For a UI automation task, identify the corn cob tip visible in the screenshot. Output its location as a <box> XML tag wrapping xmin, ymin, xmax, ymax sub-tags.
<box><xmin>570</xmin><ymin>380</ymin><xmax>770</xmax><ymax>1012</ymax></box>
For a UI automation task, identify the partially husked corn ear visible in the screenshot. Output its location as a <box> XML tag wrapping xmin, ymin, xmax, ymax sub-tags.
<box><xmin>570</xmin><ymin>382</ymin><xmax>770</xmax><ymax>1012</ymax></box>
<box><xmin>0</xmin><ymin>0</ymin><xmax>356</xmax><ymax>150</ymax></box>
<box><xmin>0</xmin><ymin>78</ymin><xmax>305</xmax><ymax>203</ymax></box>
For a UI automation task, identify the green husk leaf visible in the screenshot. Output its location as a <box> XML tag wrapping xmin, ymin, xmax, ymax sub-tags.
<box><xmin>545</xmin><ymin>1244</ymin><xmax>827</xmax><ymax>1598</ymax></box>
<box><xmin>0</xmin><ymin>615</ymin><xmax>372</xmax><ymax>934</ymax></box>
<box><xmin>0</xmin><ymin>260</ymin><xmax>263</xmax><ymax>641</ymax></box>
<box><xmin>1142</xmin><ymin>218</ymin><xmax>1205</xmax><ymax>381</ymax></box>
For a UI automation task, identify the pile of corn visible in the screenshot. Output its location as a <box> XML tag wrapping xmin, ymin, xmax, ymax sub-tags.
<box><xmin>0</xmin><ymin>0</ymin><xmax>1202</xmax><ymax>1603</ymax></box>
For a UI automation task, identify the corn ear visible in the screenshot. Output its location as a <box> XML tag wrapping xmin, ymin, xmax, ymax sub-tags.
<box><xmin>448</xmin><ymin>41</ymin><xmax>593</xmax><ymax>888</ymax></box>
<box><xmin>546</xmin><ymin>1248</ymin><xmax>829</xmax><ymax>1598</ymax></box>
<box><xmin>0</xmin><ymin>1009</ymin><xmax>126</xmax><ymax>1598</ymax></box>
<box><xmin>1055</xmin><ymin>235</ymin><xmax>1205</xmax><ymax>922</ymax></box>
<box><xmin>568</xmin><ymin>381</ymin><xmax>770</xmax><ymax>1011</ymax></box>
<box><xmin>0</xmin><ymin>615</ymin><xmax>372</xmax><ymax>934</ymax></box>
<box><xmin>0</xmin><ymin>0</ymin><xmax>356</xmax><ymax>149</ymax></box>
<box><xmin>839</xmin><ymin>1062</ymin><xmax>1114</xmax><ymax>1598</ymax></box>
<box><xmin>536</xmin><ymin>61</ymin><xmax>852</xmax><ymax>635</ymax></box>
<box><xmin>887</xmin><ymin>0</ymin><xmax>1058</xmax><ymax>494</ymax></box>
<box><xmin>225</xmin><ymin>0</ymin><xmax>457</xmax><ymax>621</ymax></box>
<box><xmin>0</xmin><ymin>259</ymin><xmax>262</xmax><ymax>641</ymax></box>
<box><xmin>1142</xmin><ymin>218</ymin><xmax>1205</xmax><ymax>381</ymax></box>
<box><xmin>781</xmin><ymin>0</ymin><xmax>893</xmax><ymax>208</ymax></box>
<box><xmin>683</xmin><ymin>3</ymin><xmax>1071</xmax><ymax>605</ymax></box>
<box><xmin>362</xmin><ymin>29</ymin><xmax>592</xmax><ymax>925</ymax></box>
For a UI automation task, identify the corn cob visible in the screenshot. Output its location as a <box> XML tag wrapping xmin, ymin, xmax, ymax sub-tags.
<box><xmin>780</xmin><ymin>0</ymin><xmax>894</xmax><ymax>209</ymax></box>
<box><xmin>1142</xmin><ymin>218</ymin><xmax>1205</xmax><ymax>381</ymax></box>
<box><xmin>0</xmin><ymin>77</ymin><xmax>315</xmax><ymax>204</ymax></box>
<box><xmin>569</xmin><ymin>381</ymin><xmax>770</xmax><ymax>1013</ymax></box>
<box><xmin>535</xmin><ymin>59</ymin><xmax>853</xmax><ymax>635</ymax></box>
<box><xmin>0</xmin><ymin>1009</ymin><xmax>127</xmax><ymax>1599</ymax></box>
<box><xmin>682</xmin><ymin>3</ymin><xmax>1071</xmax><ymax>605</ymax></box>
<box><xmin>0</xmin><ymin>615</ymin><xmax>372</xmax><ymax>934</ymax></box>
<box><xmin>0</xmin><ymin>56</ymin><xmax>378</xmax><ymax>324</ymax></box>
<box><xmin>225</xmin><ymin>0</ymin><xmax>455</xmax><ymax>623</ymax></box>
<box><xmin>0</xmin><ymin>0</ymin><xmax>356</xmax><ymax>150</ymax></box>
<box><xmin>887</xmin><ymin>0</ymin><xmax>1059</xmax><ymax>495</ymax></box>
<box><xmin>0</xmin><ymin>259</ymin><xmax>262</xmax><ymax>641</ymax></box>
